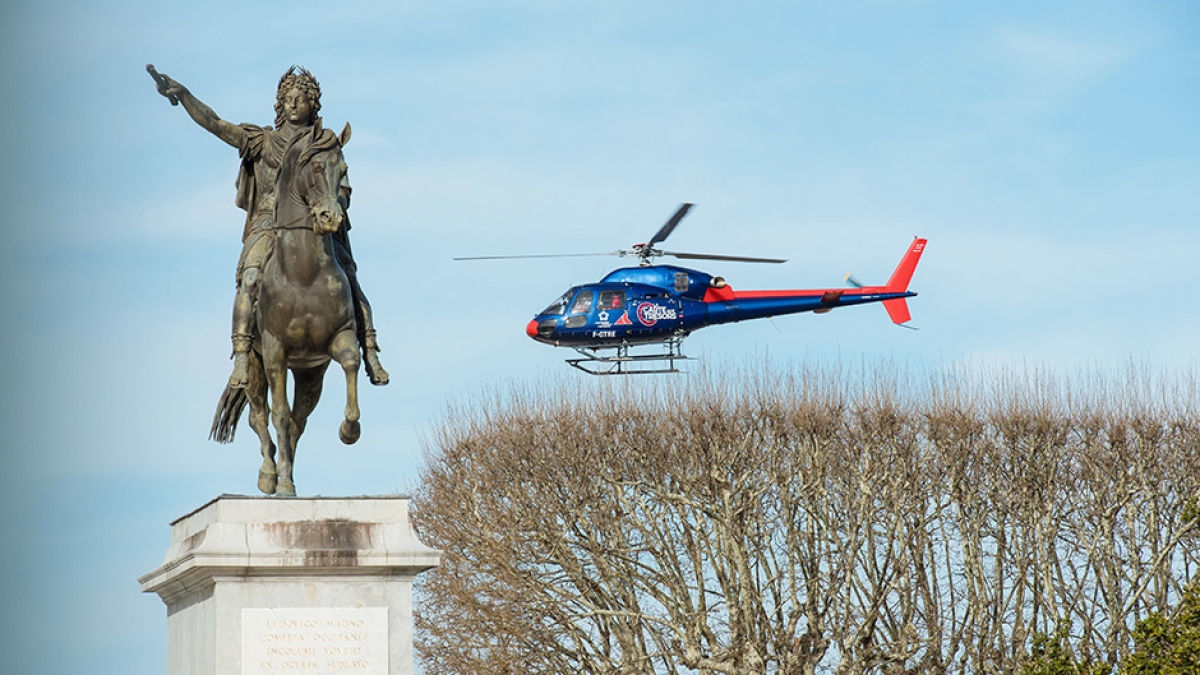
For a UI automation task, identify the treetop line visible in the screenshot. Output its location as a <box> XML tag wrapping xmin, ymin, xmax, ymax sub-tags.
<box><xmin>414</xmin><ymin>364</ymin><xmax>1199</xmax><ymax>674</ymax></box>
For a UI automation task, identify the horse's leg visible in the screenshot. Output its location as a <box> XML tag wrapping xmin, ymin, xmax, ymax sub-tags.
<box><xmin>247</xmin><ymin>349</ymin><xmax>277</xmax><ymax>495</ymax></box>
<box><xmin>288</xmin><ymin>364</ymin><xmax>328</xmax><ymax>479</ymax></box>
<box><xmin>261</xmin><ymin>334</ymin><xmax>296</xmax><ymax>497</ymax></box>
<box><xmin>328</xmin><ymin>329</ymin><xmax>362</xmax><ymax>445</ymax></box>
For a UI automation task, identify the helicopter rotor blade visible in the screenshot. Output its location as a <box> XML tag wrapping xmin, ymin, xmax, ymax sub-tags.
<box><xmin>455</xmin><ymin>203</ymin><xmax>784</xmax><ymax>265</ymax></box>
<box><xmin>663</xmin><ymin>250</ymin><xmax>787</xmax><ymax>264</ymax></box>
<box><xmin>646</xmin><ymin>203</ymin><xmax>693</xmax><ymax>248</ymax></box>
<box><xmin>453</xmin><ymin>252</ymin><xmax>619</xmax><ymax>261</ymax></box>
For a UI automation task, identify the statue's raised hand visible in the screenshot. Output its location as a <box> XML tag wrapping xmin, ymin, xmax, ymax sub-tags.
<box><xmin>146</xmin><ymin>64</ymin><xmax>183</xmax><ymax>106</ymax></box>
<box><xmin>147</xmin><ymin>66</ymin><xmax>242</xmax><ymax>147</ymax></box>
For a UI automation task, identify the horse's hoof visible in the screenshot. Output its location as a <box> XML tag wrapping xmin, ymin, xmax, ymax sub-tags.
<box><xmin>277</xmin><ymin>480</ymin><xmax>296</xmax><ymax>497</ymax></box>
<box><xmin>258</xmin><ymin>470</ymin><xmax>278</xmax><ymax>495</ymax></box>
<box><xmin>339</xmin><ymin>419</ymin><xmax>361</xmax><ymax>445</ymax></box>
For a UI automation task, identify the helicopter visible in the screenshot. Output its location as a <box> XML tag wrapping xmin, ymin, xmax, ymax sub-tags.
<box><xmin>456</xmin><ymin>204</ymin><xmax>927</xmax><ymax>375</ymax></box>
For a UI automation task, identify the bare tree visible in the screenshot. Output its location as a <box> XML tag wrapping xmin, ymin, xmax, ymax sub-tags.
<box><xmin>412</xmin><ymin>364</ymin><xmax>1200</xmax><ymax>674</ymax></box>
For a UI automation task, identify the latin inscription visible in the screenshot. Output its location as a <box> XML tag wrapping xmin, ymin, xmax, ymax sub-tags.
<box><xmin>242</xmin><ymin>607</ymin><xmax>387</xmax><ymax>675</ymax></box>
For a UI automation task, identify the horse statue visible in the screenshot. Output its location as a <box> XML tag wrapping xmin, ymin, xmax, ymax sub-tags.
<box><xmin>210</xmin><ymin>124</ymin><xmax>362</xmax><ymax>497</ymax></box>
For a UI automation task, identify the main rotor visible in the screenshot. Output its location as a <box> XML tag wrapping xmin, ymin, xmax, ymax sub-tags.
<box><xmin>454</xmin><ymin>203</ymin><xmax>787</xmax><ymax>267</ymax></box>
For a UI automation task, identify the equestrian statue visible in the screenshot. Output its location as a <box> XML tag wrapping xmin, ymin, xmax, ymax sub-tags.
<box><xmin>149</xmin><ymin>65</ymin><xmax>387</xmax><ymax>496</ymax></box>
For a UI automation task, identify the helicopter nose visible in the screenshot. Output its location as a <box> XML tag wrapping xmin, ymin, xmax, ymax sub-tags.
<box><xmin>526</xmin><ymin>319</ymin><xmax>539</xmax><ymax>338</ymax></box>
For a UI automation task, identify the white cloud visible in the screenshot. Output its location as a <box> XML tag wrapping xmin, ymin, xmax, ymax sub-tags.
<box><xmin>995</xmin><ymin>26</ymin><xmax>1128</xmax><ymax>78</ymax></box>
<box><xmin>132</xmin><ymin>183</ymin><xmax>244</xmax><ymax>242</ymax></box>
<box><xmin>983</xmin><ymin>25</ymin><xmax>1133</xmax><ymax>118</ymax></box>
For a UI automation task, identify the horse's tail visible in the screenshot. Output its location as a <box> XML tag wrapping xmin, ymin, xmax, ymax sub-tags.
<box><xmin>210</xmin><ymin>383</ymin><xmax>248</xmax><ymax>444</ymax></box>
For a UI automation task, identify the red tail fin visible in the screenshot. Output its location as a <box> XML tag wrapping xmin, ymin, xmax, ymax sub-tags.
<box><xmin>885</xmin><ymin>237</ymin><xmax>928</xmax><ymax>293</ymax></box>
<box><xmin>879</xmin><ymin>237</ymin><xmax>926</xmax><ymax>324</ymax></box>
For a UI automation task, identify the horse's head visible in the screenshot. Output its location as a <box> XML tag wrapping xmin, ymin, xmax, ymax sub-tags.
<box><xmin>283</xmin><ymin>129</ymin><xmax>348</xmax><ymax>236</ymax></box>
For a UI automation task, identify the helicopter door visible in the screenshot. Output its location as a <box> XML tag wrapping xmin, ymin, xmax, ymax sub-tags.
<box><xmin>564</xmin><ymin>289</ymin><xmax>594</xmax><ymax>328</ymax></box>
<box><xmin>595</xmin><ymin>290</ymin><xmax>627</xmax><ymax>328</ymax></box>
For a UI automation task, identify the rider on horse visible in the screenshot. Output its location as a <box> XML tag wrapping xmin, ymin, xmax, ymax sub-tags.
<box><xmin>150</xmin><ymin>66</ymin><xmax>389</xmax><ymax>389</ymax></box>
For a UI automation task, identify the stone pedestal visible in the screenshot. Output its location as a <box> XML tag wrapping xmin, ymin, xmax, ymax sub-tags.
<box><xmin>140</xmin><ymin>495</ymin><xmax>441</xmax><ymax>675</ymax></box>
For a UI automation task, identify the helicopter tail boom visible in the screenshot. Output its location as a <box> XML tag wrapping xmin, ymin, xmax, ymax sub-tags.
<box><xmin>698</xmin><ymin>237</ymin><xmax>926</xmax><ymax>326</ymax></box>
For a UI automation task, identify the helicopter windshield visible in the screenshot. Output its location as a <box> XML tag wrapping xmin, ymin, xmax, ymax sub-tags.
<box><xmin>541</xmin><ymin>292</ymin><xmax>571</xmax><ymax>316</ymax></box>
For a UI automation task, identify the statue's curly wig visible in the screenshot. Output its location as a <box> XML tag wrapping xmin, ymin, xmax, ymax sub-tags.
<box><xmin>274</xmin><ymin>66</ymin><xmax>321</xmax><ymax>127</ymax></box>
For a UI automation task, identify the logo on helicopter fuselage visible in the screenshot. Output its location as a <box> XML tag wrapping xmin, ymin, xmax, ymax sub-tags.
<box><xmin>636</xmin><ymin>302</ymin><xmax>678</xmax><ymax>327</ymax></box>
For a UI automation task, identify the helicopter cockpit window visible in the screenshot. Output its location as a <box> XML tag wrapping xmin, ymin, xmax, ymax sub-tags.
<box><xmin>569</xmin><ymin>290</ymin><xmax>594</xmax><ymax>314</ymax></box>
<box><xmin>542</xmin><ymin>292</ymin><xmax>570</xmax><ymax>316</ymax></box>
<box><xmin>598</xmin><ymin>290</ymin><xmax>626</xmax><ymax>311</ymax></box>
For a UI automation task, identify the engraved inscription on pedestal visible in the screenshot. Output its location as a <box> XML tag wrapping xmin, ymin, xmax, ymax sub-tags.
<box><xmin>242</xmin><ymin>607</ymin><xmax>389</xmax><ymax>675</ymax></box>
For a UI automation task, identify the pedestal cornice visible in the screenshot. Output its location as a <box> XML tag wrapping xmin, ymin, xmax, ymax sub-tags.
<box><xmin>140</xmin><ymin>495</ymin><xmax>441</xmax><ymax>605</ymax></box>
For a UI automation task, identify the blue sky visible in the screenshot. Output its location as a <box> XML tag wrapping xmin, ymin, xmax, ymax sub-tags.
<box><xmin>1</xmin><ymin>1</ymin><xmax>1197</xmax><ymax>673</ymax></box>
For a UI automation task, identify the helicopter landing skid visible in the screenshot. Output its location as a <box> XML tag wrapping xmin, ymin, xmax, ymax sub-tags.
<box><xmin>566</xmin><ymin>338</ymin><xmax>692</xmax><ymax>375</ymax></box>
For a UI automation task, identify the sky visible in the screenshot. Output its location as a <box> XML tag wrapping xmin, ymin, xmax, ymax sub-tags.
<box><xmin>0</xmin><ymin>1</ymin><xmax>1197</xmax><ymax>673</ymax></box>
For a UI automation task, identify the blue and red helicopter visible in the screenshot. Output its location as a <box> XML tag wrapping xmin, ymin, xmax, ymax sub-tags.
<box><xmin>457</xmin><ymin>204</ymin><xmax>927</xmax><ymax>374</ymax></box>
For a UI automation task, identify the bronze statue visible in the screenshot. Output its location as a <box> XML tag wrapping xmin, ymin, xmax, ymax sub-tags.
<box><xmin>149</xmin><ymin>65</ymin><xmax>387</xmax><ymax>495</ymax></box>
<box><xmin>148</xmin><ymin>65</ymin><xmax>389</xmax><ymax>389</ymax></box>
<box><xmin>221</xmin><ymin>124</ymin><xmax>364</xmax><ymax>496</ymax></box>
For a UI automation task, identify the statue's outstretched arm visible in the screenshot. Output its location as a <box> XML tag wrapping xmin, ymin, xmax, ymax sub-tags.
<box><xmin>148</xmin><ymin>66</ymin><xmax>246</xmax><ymax>149</ymax></box>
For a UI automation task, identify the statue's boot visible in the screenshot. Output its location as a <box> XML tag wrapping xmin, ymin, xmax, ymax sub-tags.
<box><xmin>230</xmin><ymin>333</ymin><xmax>252</xmax><ymax>389</ymax></box>
<box><xmin>229</xmin><ymin>273</ymin><xmax>258</xmax><ymax>390</ymax></box>
<box><xmin>363</xmin><ymin>331</ymin><xmax>389</xmax><ymax>386</ymax></box>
